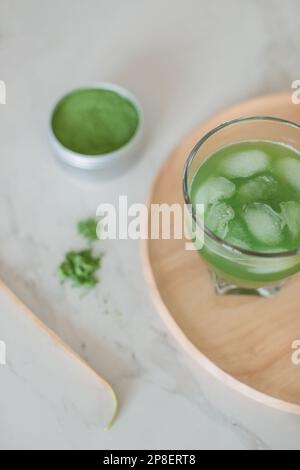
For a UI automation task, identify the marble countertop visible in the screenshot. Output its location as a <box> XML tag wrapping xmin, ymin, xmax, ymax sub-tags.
<box><xmin>1</xmin><ymin>0</ymin><xmax>300</xmax><ymax>450</ymax></box>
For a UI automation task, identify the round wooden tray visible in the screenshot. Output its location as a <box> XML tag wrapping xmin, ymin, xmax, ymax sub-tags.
<box><xmin>142</xmin><ymin>93</ymin><xmax>300</xmax><ymax>414</ymax></box>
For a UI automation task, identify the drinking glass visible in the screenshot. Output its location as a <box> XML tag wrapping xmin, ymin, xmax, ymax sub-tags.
<box><xmin>183</xmin><ymin>116</ymin><xmax>300</xmax><ymax>297</ymax></box>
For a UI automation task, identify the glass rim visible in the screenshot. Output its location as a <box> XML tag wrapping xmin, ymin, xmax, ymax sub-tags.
<box><xmin>183</xmin><ymin>115</ymin><xmax>300</xmax><ymax>259</ymax></box>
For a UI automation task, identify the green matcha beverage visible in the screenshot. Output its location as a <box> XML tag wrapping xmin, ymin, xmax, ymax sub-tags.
<box><xmin>184</xmin><ymin>117</ymin><xmax>300</xmax><ymax>297</ymax></box>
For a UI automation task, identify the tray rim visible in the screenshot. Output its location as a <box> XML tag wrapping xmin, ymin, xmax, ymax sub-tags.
<box><xmin>141</xmin><ymin>92</ymin><xmax>300</xmax><ymax>415</ymax></box>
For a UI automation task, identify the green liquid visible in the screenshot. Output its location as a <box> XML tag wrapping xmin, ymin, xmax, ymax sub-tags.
<box><xmin>52</xmin><ymin>88</ymin><xmax>139</xmax><ymax>156</ymax></box>
<box><xmin>190</xmin><ymin>141</ymin><xmax>300</xmax><ymax>287</ymax></box>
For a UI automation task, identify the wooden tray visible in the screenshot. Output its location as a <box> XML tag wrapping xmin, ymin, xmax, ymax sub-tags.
<box><xmin>142</xmin><ymin>93</ymin><xmax>300</xmax><ymax>414</ymax></box>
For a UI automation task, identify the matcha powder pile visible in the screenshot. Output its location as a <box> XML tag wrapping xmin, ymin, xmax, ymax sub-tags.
<box><xmin>58</xmin><ymin>218</ymin><xmax>102</xmax><ymax>289</ymax></box>
<box><xmin>52</xmin><ymin>88</ymin><xmax>139</xmax><ymax>155</ymax></box>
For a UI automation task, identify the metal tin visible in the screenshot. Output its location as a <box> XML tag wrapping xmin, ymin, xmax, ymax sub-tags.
<box><xmin>49</xmin><ymin>82</ymin><xmax>143</xmax><ymax>172</ymax></box>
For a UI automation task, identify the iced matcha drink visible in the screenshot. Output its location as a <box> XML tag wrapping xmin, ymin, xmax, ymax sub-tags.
<box><xmin>190</xmin><ymin>140</ymin><xmax>300</xmax><ymax>291</ymax></box>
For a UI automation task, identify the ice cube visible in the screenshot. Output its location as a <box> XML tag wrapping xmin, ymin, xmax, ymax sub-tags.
<box><xmin>206</xmin><ymin>202</ymin><xmax>235</xmax><ymax>239</ymax></box>
<box><xmin>222</xmin><ymin>150</ymin><xmax>269</xmax><ymax>178</ymax></box>
<box><xmin>243</xmin><ymin>203</ymin><xmax>283</xmax><ymax>246</ymax></box>
<box><xmin>195</xmin><ymin>176</ymin><xmax>235</xmax><ymax>206</ymax></box>
<box><xmin>277</xmin><ymin>158</ymin><xmax>300</xmax><ymax>191</ymax></box>
<box><xmin>238</xmin><ymin>175</ymin><xmax>278</xmax><ymax>203</ymax></box>
<box><xmin>225</xmin><ymin>219</ymin><xmax>251</xmax><ymax>249</ymax></box>
<box><xmin>280</xmin><ymin>201</ymin><xmax>300</xmax><ymax>239</ymax></box>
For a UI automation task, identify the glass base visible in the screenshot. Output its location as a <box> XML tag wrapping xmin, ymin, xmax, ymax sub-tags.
<box><xmin>211</xmin><ymin>272</ymin><xmax>285</xmax><ymax>298</ymax></box>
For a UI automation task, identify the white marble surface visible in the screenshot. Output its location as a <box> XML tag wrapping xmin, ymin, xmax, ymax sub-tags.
<box><xmin>1</xmin><ymin>0</ymin><xmax>300</xmax><ymax>450</ymax></box>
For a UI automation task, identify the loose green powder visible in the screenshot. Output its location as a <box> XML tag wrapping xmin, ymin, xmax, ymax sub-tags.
<box><xmin>77</xmin><ymin>217</ymin><xmax>98</xmax><ymax>242</ymax></box>
<box><xmin>52</xmin><ymin>88</ymin><xmax>139</xmax><ymax>155</ymax></box>
<box><xmin>58</xmin><ymin>250</ymin><xmax>102</xmax><ymax>287</ymax></box>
